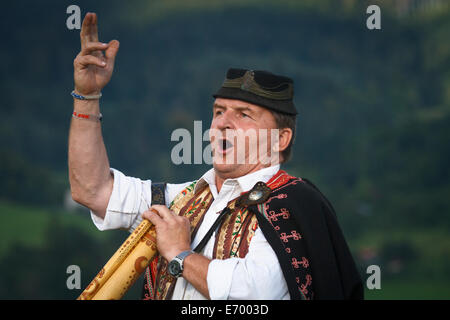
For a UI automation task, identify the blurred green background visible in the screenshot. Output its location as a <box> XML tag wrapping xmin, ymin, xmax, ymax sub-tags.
<box><xmin>0</xmin><ymin>0</ymin><xmax>449</xmax><ymax>299</ymax></box>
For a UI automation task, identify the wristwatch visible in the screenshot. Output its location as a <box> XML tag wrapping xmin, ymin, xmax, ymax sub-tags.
<box><xmin>168</xmin><ymin>250</ymin><xmax>195</xmax><ymax>277</ymax></box>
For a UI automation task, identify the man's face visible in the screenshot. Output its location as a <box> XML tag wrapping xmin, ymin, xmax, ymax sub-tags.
<box><xmin>209</xmin><ymin>97</ymin><xmax>280</xmax><ymax>180</ymax></box>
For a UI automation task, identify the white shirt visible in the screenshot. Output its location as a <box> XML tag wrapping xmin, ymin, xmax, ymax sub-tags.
<box><xmin>90</xmin><ymin>165</ymin><xmax>290</xmax><ymax>300</ymax></box>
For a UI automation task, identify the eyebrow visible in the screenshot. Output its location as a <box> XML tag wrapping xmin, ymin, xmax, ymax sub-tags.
<box><xmin>213</xmin><ymin>104</ymin><xmax>254</xmax><ymax>114</ymax></box>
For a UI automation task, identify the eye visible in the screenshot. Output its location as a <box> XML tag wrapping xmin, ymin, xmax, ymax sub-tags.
<box><xmin>241</xmin><ymin>112</ymin><xmax>252</xmax><ymax>119</ymax></box>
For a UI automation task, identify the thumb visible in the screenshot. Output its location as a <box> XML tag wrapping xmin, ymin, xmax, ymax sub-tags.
<box><xmin>105</xmin><ymin>40</ymin><xmax>120</xmax><ymax>63</ymax></box>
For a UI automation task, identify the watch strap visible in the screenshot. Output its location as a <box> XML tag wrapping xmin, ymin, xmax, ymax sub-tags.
<box><xmin>175</xmin><ymin>250</ymin><xmax>195</xmax><ymax>262</ymax></box>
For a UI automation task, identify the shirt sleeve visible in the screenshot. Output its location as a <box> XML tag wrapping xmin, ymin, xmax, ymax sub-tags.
<box><xmin>90</xmin><ymin>168</ymin><xmax>191</xmax><ymax>232</ymax></box>
<box><xmin>206</xmin><ymin>227</ymin><xmax>291</xmax><ymax>300</ymax></box>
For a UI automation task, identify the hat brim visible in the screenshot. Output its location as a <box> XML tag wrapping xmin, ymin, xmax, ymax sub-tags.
<box><xmin>213</xmin><ymin>87</ymin><xmax>298</xmax><ymax>115</ymax></box>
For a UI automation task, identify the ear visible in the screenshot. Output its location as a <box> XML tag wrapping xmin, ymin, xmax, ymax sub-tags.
<box><xmin>273</xmin><ymin>128</ymin><xmax>293</xmax><ymax>154</ymax></box>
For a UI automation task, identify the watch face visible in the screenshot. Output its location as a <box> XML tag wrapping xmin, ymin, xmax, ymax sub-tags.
<box><xmin>168</xmin><ymin>260</ymin><xmax>182</xmax><ymax>277</ymax></box>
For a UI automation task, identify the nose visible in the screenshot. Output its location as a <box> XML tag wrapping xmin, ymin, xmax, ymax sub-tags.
<box><xmin>213</xmin><ymin>110</ymin><xmax>234</xmax><ymax>131</ymax></box>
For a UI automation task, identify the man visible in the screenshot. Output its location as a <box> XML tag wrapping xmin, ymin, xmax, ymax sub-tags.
<box><xmin>69</xmin><ymin>12</ymin><xmax>363</xmax><ymax>300</ymax></box>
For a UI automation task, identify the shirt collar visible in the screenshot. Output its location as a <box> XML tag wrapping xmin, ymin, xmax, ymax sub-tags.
<box><xmin>194</xmin><ymin>164</ymin><xmax>281</xmax><ymax>195</ymax></box>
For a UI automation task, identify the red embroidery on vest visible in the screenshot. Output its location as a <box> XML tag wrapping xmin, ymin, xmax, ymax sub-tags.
<box><xmin>266</xmin><ymin>170</ymin><xmax>295</xmax><ymax>190</ymax></box>
<box><xmin>267</xmin><ymin>207</ymin><xmax>290</xmax><ymax>221</ymax></box>
<box><xmin>280</xmin><ymin>230</ymin><xmax>301</xmax><ymax>242</ymax></box>
<box><xmin>292</xmin><ymin>257</ymin><xmax>309</xmax><ymax>269</ymax></box>
<box><xmin>266</xmin><ymin>193</ymin><xmax>287</xmax><ymax>203</ymax></box>
<box><xmin>300</xmin><ymin>274</ymin><xmax>312</xmax><ymax>297</ymax></box>
<box><xmin>262</xmin><ymin>173</ymin><xmax>314</xmax><ymax>299</ymax></box>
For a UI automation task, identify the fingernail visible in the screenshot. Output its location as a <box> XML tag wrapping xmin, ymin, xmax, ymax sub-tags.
<box><xmin>101</xmin><ymin>61</ymin><xmax>106</xmax><ymax>66</ymax></box>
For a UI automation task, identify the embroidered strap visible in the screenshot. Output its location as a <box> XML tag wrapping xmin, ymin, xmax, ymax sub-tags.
<box><xmin>151</xmin><ymin>182</ymin><xmax>167</xmax><ymax>206</ymax></box>
<box><xmin>153</xmin><ymin>185</ymin><xmax>214</xmax><ymax>300</ymax></box>
<box><xmin>141</xmin><ymin>182</ymin><xmax>166</xmax><ymax>300</ymax></box>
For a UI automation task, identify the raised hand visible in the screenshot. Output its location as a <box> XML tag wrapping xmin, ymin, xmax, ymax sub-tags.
<box><xmin>73</xmin><ymin>12</ymin><xmax>120</xmax><ymax>96</ymax></box>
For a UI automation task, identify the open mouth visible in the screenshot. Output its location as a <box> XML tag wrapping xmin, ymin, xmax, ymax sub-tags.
<box><xmin>219</xmin><ymin>138</ymin><xmax>233</xmax><ymax>153</ymax></box>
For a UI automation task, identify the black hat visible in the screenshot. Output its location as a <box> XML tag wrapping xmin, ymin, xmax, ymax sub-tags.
<box><xmin>213</xmin><ymin>68</ymin><xmax>298</xmax><ymax>115</ymax></box>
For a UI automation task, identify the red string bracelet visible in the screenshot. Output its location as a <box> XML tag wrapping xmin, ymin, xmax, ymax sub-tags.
<box><xmin>72</xmin><ymin>111</ymin><xmax>103</xmax><ymax>122</ymax></box>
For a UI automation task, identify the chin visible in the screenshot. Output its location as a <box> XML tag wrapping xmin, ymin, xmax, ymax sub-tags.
<box><xmin>213</xmin><ymin>162</ymin><xmax>237</xmax><ymax>174</ymax></box>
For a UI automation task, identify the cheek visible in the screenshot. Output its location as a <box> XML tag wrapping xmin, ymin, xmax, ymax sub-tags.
<box><xmin>255</xmin><ymin>129</ymin><xmax>279</xmax><ymax>153</ymax></box>
<box><xmin>208</xmin><ymin>127</ymin><xmax>226</xmax><ymax>151</ymax></box>
<box><xmin>210</xmin><ymin>118</ymin><xmax>217</xmax><ymax>130</ymax></box>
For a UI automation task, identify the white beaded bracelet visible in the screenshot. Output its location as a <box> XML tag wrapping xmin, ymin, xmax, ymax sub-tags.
<box><xmin>71</xmin><ymin>90</ymin><xmax>102</xmax><ymax>100</ymax></box>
